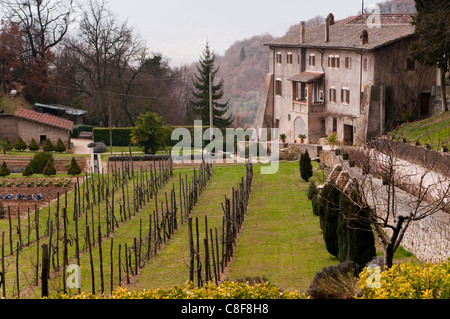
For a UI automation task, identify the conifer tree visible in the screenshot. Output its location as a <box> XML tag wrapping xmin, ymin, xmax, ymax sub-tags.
<box><xmin>1</xmin><ymin>138</ymin><xmax>13</xmax><ymax>154</ymax></box>
<box><xmin>43</xmin><ymin>159</ymin><xmax>56</xmax><ymax>176</ymax></box>
<box><xmin>189</xmin><ymin>42</ymin><xmax>233</xmax><ymax>128</ymax></box>
<box><xmin>28</xmin><ymin>138</ymin><xmax>40</xmax><ymax>152</ymax></box>
<box><xmin>300</xmin><ymin>150</ymin><xmax>313</xmax><ymax>182</ymax></box>
<box><xmin>22</xmin><ymin>163</ymin><xmax>34</xmax><ymax>177</ymax></box>
<box><xmin>43</xmin><ymin>139</ymin><xmax>54</xmax><ymax>152</ymax></box>
<box><xmin>0</xmin><ymin>161</ymin><xmax>10</xmax><ymax>177</ymax></box>
<box><xmin>14</xmin><ymin>137</ymin><xmax>27</xmax><ymax>151</ymax></box>
<box><xmin>55</xmin><ymin>138</ymin><xmax>67</xmax><ymax>153</ymax></box>
<box><xmin>67</xmin><ymin>157</ymin><xmax>82</xmax><ymax>176</ymax></box>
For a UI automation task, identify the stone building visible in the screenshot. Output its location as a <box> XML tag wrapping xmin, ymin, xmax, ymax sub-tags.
<box><xmin>0</xmin><ymin>108</ymin><xmax>74</xmax><ymax>147</ymax></box>
<box><xmin>255</xmin><ymin>13</ymin><xmax>437</xmax><ymax>145</ymax></box>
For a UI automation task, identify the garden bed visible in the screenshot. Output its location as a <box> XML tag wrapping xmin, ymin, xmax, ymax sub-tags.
<box><xmin>0</xmin><ymin>177</ymin><xmax>77</xmax><ymax>217</ymax></box>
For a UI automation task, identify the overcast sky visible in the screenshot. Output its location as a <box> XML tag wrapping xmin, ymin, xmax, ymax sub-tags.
<box><xmin>107</xmin><ymin>0</ymin><xmax>382</xmax><ymax>67</ymax></box>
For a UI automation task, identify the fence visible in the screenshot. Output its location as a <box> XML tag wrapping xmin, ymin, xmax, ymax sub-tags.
<box><xmin>0</xmin><ymin>152</ymin><xmax>214</xmax><ymax>298</ymax></box>
<box><xmin>187</xmin><ymin>162</ymin><xmax>253</xmax><ymax>287</ymax></box>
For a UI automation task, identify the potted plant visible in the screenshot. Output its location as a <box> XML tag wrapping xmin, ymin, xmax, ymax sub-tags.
<box><xmin>328</xmin><ymin>132</ymin><xmax>337</xmax><ymax>151</ymax></box>
<box><xmin>415</xmin><ymin>141</ymin><xmax>421</xmax><ymax>146</ymax></box>
<box><xmin>280</xmin><ymin>134</ymin><xmax>287</xmax><ymax>145</ymax></box>
<box><xmin>298</xmin><ymin>134</ymin><xmax>307</xmax><ymax>144</ymax></box>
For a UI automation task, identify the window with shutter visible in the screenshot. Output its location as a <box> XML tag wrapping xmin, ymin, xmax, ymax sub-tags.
<box><xmin>341</xmin><ymin>89</ymin><xmax>350</xmax><ymax>104</ymax></box>
<box><xmin>345</xmin><ymin>57</ymin><xmax>352</xmax><ymax>69</ymax></box>
<box><xmin>287</xmin><ymin>53</ymin><xmax>293</xmax><ymax>64</ymax></box>
<box><xmin>330</xmin><ymin>88</ymin><xmax>337</xmax><ymax>102</ymax></box>
<box><xmin>277</xmin><ymin>53</ymin><xmax>282</xmax><ymax>64</ymax></box>
<box><xmin>276</xmin><ymin>80</ymin><xmax>282</xmax><ymax>96</ymax></box>
<box><xmin>309</xmin><ymin>55</ymin><xmax>315</xmax><ymax>66</ymax></box>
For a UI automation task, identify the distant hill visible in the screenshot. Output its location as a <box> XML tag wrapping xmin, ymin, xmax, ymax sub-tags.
<box><xmin>216</xmin><ymin>34</ymin><xmax>274</xmax><ymax>127</ymax></box>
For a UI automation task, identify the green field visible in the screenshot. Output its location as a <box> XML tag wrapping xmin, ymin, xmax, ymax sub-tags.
<box><xmin>226</xmin><ymin>162</ymin><xmax>336</xmax><ymax>292</ymax></box>
<box><xmin>0</xmin><ymin>159</ymin><xmax>417</xmax><ymax>299</ymax></box>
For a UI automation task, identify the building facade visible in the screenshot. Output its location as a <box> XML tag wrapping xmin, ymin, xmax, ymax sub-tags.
<box><xmin>256</xmin><ymin>13</ymin><xmax>437</xmax><ymax>145</ymax></box>
<box><xmin>0</xmin><ymin>109</ymin><xmax>74</xmax><ymax>147</ymax></box>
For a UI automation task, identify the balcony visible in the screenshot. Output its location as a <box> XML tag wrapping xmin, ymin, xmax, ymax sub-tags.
<box><xmin>292</xmin><ymin>100</ymin><xmax>324</xmax><ymax>114</ymax></box>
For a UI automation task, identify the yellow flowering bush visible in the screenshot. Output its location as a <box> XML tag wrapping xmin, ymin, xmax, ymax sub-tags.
<box><xmin>53</xmin><ymin>281</ymin><xmax>306</xmax><ymax>299</ymax></box>
<box><xmin>357</xmin><ymin>260</ymin><xmax>450</xmax><ymax>299</ymax></box>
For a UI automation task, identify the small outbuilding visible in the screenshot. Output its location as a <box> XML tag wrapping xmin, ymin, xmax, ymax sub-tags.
<box><xmin>0</xmin><ymin>108</ymin><xmax>74</xmax><ymax>148</ymax></box>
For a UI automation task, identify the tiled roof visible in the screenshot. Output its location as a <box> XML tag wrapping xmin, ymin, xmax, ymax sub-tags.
<box><xmin>268</xmin><ymin>14</ymin><xmax>416</xmax><ymax>51</ymax></box>
<box><xmin>288</xmin><ymin>72</ymin><xmax>324</xmax><ymax>83</ymax></box>
<box><xmin>14</xmin><ymin>108</ymin><xmax>74</xmax><ymax>132</ymax></box>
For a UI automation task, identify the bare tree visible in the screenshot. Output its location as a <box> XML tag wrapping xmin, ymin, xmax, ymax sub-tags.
<box><xmin>62</xmin><ymin>0</ymin><xmax>148</xmax><ymax>125</ymax></box>
<box><xmin>1</xmin><ymin>0</ymin><xmax>74</xmax><ymax>59</ymax></box>
<box><xmin>328</xmin><ymin>139</ymin><xmax>450</xmax><ymax>268</ymax></box>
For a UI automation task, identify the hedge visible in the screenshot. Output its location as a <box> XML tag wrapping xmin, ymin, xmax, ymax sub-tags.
<box><xmin>93</xmin><ymin>126</ymin><xmax>256</xmax><ymax>148</ymax></box>
<box><xmin>169</xmin><ymin>126</ymin><xmax>256</xmax><ymax>149</ymax></box>
<box><xmin>93</xmin><ymin>127</ymin><xmax>133</xmax><ymax>146</ymax></box>
<box><xmin>71</xmin><ymin>124</ymin><xmax>94</xmax><ymax>139</ymax></box>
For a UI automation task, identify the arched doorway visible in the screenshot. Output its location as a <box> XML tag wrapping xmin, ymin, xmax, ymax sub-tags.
<box><xmin>294</xmin><ymin>116</ymin><xmax>307</xmax><ymax>140</ymax></box>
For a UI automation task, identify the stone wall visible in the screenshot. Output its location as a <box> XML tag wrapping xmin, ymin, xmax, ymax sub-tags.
<box><xmin>0</xmin><ymin>115</ymin><xmax>70</xmax><ymax>146</ymax></box>
<box><xmin>17</xmin><ymin>119</ymin><xmax>70</xmax><ymax>147</ymax></box>
<box><xmin>371</xmin><ymin>138</ymin><xmax>450</xmax><ymax>177</ymax></box>
<box><xmin>320</xmin><ymin>150</ymin><xmax>450</xmax><ymax>263</ymax></box>
<box><xmin>278</xmin><ymin>143</ymin><xmax>323</xmax><ymax>160</ymax></box>
<box><xmin>0</xmin><ymin>115</ymin><xmax>19</xmax><ymax>143</ymax></box>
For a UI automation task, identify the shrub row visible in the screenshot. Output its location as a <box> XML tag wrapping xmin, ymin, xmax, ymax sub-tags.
<box><xmin>51</xmin><ymin>281</ymin><xmax>305</xmax><ymax>299</ymax></box>
<box><xmin>358</xmin><ymin>260</ymin><xmax>450</xmax><ymax>299</ymax></box>
<box><xmin>93</xmin><ymin>126</ymin><xmax>258</xmax><ymax>149</ymax></box>
<box><xmin>312</xmin><ymin>182</ymin><xmax>376</xmax><ymax>269</ymax></box>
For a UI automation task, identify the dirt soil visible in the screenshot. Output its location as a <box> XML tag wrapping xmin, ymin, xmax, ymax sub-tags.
<box><xmin>0</xmin><ymin>177</ymin><xmax>78</xmax><ymax>218</ymax></box>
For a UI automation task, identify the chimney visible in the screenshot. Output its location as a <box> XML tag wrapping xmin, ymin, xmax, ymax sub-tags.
<box><xmin>327</xmin><ymin>13</ymin><xmax>335</xmax><ymax>25</ymax></box>
<box><xmin>325</xmin><ymin>17</ymin><xmax>330</xmax><ymax>42</ymax></box>
<box><xmin>360</xmin><ymin>30</ymin><xmax>369</xmax><ymax>44</ymax></box>
<box><xmin>300</xmin><ymin>21</ymin><xmax>306</xmax><ymax>44</ymax></box>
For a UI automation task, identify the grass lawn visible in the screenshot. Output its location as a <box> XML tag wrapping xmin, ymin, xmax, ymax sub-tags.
<box><xmin>226</xmin><ymin>161</ymin><xmax>337</xmax><ymax>293</ymax></box>
<box><xmin>130</xmin><ymin>164</ymin><xmax>245</xmax><ymax>291</ymax></box>
<box><xmin>0</xmin><ymin>95</ymin><xmax>31</xmax><ymax>114</ymax></box>
<box><xmin>391</xmin><ymin>111</ymin><xmax>450</xmax><ymax>149</ymax></box>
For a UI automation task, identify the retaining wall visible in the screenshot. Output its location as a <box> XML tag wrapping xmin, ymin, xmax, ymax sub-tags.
<box><xmin>320</xmin><ymin>150</ymin><xmax>450</xmax><ymax>263</ymax></box>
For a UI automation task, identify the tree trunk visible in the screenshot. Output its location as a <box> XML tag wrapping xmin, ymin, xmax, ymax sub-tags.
<box><xmin>441</xmin><ymin>66</ymin><xmax>448</xmax><ymax>113</ymax></box>
<box><xmin>384</xmin><ymin>245</ymin><xmax>395</xmax><ymax>269</ymax></box>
